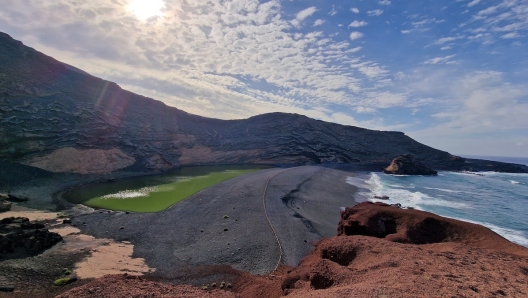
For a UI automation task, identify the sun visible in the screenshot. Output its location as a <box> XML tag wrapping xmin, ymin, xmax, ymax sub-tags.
<box><xmin>128</xmin><ymin>0</ymin><xmax>165</xmax><ymax>21</ymax></box>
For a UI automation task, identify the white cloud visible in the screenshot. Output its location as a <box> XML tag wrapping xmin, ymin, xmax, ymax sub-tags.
<box><xmin>411</xmin><ymin>18</ymin><xmax>444</xmax><ymax>27</ymax></box>
<box><xmin>440</xmin><ymin>46</ymin><xmax>452</xmax><ymax>50</ymax></box>
<box><xmin>478</xmin><ymin>5</ymin><xmax>499</xmax><ymax>15</ymax></box>
<box><xmin>0</xmin><ymin>0</ymin><xmax>389</xmax><ymax>114</ymax></box>
<box><xmin>416</xmin><ymin>71</ymin><xmax>528</xmax><ymax>135</ymax></box>
<box><xmin>296</xmin><ymin>6</ymin><xmax>317</xmax><ymax>21</ymax></box>
<box><xmin>355</xmin><ymin>106</ymin><xmax>377</xmax><ymax>113</ymax></box>
<box><xmin>313</xmin><ymin>19</ymin><xmax>325</xmax><ymax>26</ymax></box>
<box><xmin>468</xmin><ymin>0</ymin><xmax>481</xmax><ymax>7</ymax></box>
<box><xmin>348</xmin><ymin>20</ymin><xmax>368</xmax><ymax>28</ymax></box>
<box><xmin>329</xmin><ymin>5</ymin><xmax>338</xmax><ymax>16</ymax></box>
<box><xmin>356</xmin><ymin>64</ymin><xmax>388</xmax><ymax>78</ymax></box>
<box><xmin>401</xmin><ymin>30</ymin><xmax>411</xmax><ymax>34</ymax></box>
<box><xmin>423</xmin><ymin>55</ymin><xmax>457</xmax><ymax>64</ymax></box>
<box><xmin>349</xmin><ymin>32</ymin><xmax>364</xmax><ymax>40</ymax></box>
<box><xmin>501</xmin><ymin>32</ymin><xmax>520</xmax><ymax>39</ymax></box>
<box><xmin>462</xmin><ymin>0</ymin><xmax>528</xmax><ymax>45</ymax></box>
<box><xmin>367</xmin><ymin>10</ymin><xmax>383</xmax><ymax>17</ymax></box>
<box><xmin>433</xmin><ymin>36</ymin><xmax>463</xmax><ymax>45</ymax></box>
<box><xmin>379</xmin><ymin>0</ymin><xmax>391</xmax><ymax>5</ymax></box>
<box><xmin>350</xmin><ymin>8</ymin><xmax>359</xmax><ymax>14</ymax></box>
<box><xmin>367</xmin><ymin>92</ymin><xmax>406</xmax><ymax>108</ymax></box>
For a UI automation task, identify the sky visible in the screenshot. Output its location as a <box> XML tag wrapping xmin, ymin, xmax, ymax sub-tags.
<box><xmin>1</xmin><ymin>0</ymin><xmax>527</xmax><ymax>157</ymax></box>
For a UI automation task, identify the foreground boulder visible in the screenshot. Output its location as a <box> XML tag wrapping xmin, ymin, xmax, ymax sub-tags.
<box><xmin>384</xmin><ymin>154</ymin><xmax>437</xmax><ymax>175</ymax></box>
<box><xmin>0</xmin><ymin>217</ymin><xmax>62</xmax><ymax>259</ymax></box>
<box><xmin>0</xmin><ymin>199</ymin><xmax>11</xmax><ymax>212</ymax></box>
<box><xmin>338</xmin><ymin>202</ymin><xmax>528</xmax><ymax>252</ymax></box>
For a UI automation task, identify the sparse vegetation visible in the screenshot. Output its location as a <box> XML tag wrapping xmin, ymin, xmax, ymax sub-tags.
<box><xmin>75</xmin><ymin>168</ymin><xmax>262</xmax><ymax>212</ymax></box>
<box><xmin>53</xmin><ymin>277</ymin><xmax>76</xmax><ymax>286</ymax></box>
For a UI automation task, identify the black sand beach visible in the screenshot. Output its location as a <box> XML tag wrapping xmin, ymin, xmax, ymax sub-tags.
<box><xmin>71</xmin><ymin>165</ymin><xmax>363</xmax><ymax>282</ymax></box>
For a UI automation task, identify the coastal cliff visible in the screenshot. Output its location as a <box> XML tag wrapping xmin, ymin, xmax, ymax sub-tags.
<box><xmin>1</xmin><ymin>32</ymin><xmax>526</xmax><ymax>174</ymax></box>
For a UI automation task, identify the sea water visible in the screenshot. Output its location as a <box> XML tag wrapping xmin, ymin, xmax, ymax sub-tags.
<box><xmin>346</xmin><ymin>164</ymin><xmax>528</xmax><ymax>248</ymax></box>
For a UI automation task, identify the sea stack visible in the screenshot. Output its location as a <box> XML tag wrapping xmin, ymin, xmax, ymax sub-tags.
<box><xmin>384</xmin><ymin>154</ymin><xmax>437</xmax><ymax>175</ymax></box>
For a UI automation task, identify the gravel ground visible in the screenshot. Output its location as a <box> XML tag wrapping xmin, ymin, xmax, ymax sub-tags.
<box><xmin>71</xmin><ymin>165</ymin><xmax>363</xmax><ymax>283</ymax></box>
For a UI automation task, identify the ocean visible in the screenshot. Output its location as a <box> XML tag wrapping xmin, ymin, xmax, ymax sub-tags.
<box><xmin>346</xmin><ymin>163</ymin><xmax>528</xmax><ymax>248</ymax></box>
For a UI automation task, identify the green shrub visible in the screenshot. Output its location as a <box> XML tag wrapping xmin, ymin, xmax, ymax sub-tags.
<box><xmin>53</xmin><ymin>277</ymin><xmax>76</xmax><ymax>286</ymax></box>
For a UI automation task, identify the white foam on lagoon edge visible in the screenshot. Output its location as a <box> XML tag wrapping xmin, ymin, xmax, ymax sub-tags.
<box><xmin>101</xmin><ymin>186</ymin><xmax>158</xmax><ymax>200</ymax></box>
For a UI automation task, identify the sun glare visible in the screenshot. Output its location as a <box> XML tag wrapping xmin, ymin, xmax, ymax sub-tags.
<box><xmin>128</xmin><ymin>0</ymin><xmax>165</xmax><ymax>21</ymax></box>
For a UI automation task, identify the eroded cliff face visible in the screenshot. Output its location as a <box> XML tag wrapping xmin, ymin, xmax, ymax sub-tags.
<box><xmin>1</xmin><ymin>32</ymin><xmax>527</xmax><ymax>174</ymax></box>
<box><xmin>22</xmin><ymin>148</ymin><xmax>135</xmax><ymax>174</ymax></box>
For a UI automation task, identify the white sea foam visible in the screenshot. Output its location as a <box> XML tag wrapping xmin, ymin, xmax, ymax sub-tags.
<box><xmin>346</xmin><ymin>175</ymin><xmax>373</xmax><ymax>203</ymax></box>
<box><xmin>345</xmin><ymin>176</ymin><xmax>370</xmax><ymax>188</ymax></box>
<box><xmin>362</xmin><ymin>173</ymin><xmax>469</xmax><ymax>210</ymax></box>
<box><xmin>479</xmin><ymin>171</ymin><xmax>528</xmax><ymax>177</ymax></box>
<box><xmin>388</xmin><ymin>183</ymin><xmax>415</xmax><ymax>189</ymax></box>
<box><xmin>422</xmin><ymin>186</ymin><xmax>479</xmax><ymax>195</ymax></box>
<box><xmin>510</xmin><ymin>180</ymin><xmax>520</xmax><ymax>184</ymax></box>
<box><xmin>448</xmin><ymin>217</ymin><xmax>528</xmax><ymax>247</ymax></box>
<box><xmin>423</xmin><ymin>186</ymin><xmax>462</xmax><ymax>193</ymax></box>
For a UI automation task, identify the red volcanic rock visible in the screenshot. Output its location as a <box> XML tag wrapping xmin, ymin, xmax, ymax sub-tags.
<box><xmin>281</xmin><ymin>235</ymin><xmax>528</xmax><ymax>298</ymax></box>
<box><xmin>384</xmin><ymin>154</ymin><xmax>438</xmax><ymax>175</ymax></box>
<box><xmin>338</xmin><ymin>202</ymin><xmax>528</xmax><ymax>254</ymax></box>
<box><xmin>280</xmin><ymin>202</ymin><xmax>528</xmax><ymax>297</ymax></box>
<box><xmin>55</xmin><ymin>274</ymin><xmax>237</xmax><ymax>298</ymax></box>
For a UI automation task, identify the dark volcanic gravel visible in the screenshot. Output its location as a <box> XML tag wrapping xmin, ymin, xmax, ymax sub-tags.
<box><xmin>72</xmin><ymin>165</ymin><xmax>361</xmax><ymax>283</ymax></box>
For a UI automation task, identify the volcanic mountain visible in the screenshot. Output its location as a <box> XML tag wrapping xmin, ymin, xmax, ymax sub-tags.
<box><xmin>1</xmin><ymin>32</ymin><xmax>526</xmax><ymax>174</ymax></box>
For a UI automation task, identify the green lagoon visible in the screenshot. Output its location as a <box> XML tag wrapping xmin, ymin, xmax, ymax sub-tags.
<box><xmin>63</xmin><ymin>165</ymin><xmax>267</xmax><ymax>212</ymax></box>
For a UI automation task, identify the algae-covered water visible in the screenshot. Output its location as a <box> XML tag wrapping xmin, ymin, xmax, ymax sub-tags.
<box><xmin>63</xmin><ymin>165</ymin><xmax>267</xmax><ymax>212</ymax></box>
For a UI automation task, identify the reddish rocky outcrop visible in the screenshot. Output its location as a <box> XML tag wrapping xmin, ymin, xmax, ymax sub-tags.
<box><xmin>55</xmin><ymin>274</ymin><xmax>237</xmax><ymax>298</ymax></box>
<box><xmin>338</xmin><ymin>202</ymin><xmax>528</xmax><ymax>253</ymax></box>
<box><xmin>280</xmin><ymin>202</ymin><xmax>528</xmax><ymax>297</ymax></box>
<box><xmin>384</xmin><ymin>154</ymin><xmax>438</xmax><ymax>175</ymax></box>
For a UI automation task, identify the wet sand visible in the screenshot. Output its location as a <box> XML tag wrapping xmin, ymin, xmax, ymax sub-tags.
<box><xmin>72</xmin><ymin>165</ymin><xmax>364</xmax><ymax>282</ymax></box>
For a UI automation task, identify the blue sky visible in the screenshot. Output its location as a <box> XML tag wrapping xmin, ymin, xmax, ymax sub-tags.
<box><xmin>1</xmin><ymin>0</ymin><xmax>527</xmax><ymax>157</ymax></box>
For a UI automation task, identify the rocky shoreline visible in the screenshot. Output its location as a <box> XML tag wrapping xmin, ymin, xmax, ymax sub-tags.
<box><xmin>0</xmin><ymin>165</ymin><xmax>527</xmax><ymax>297</ymax></box>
